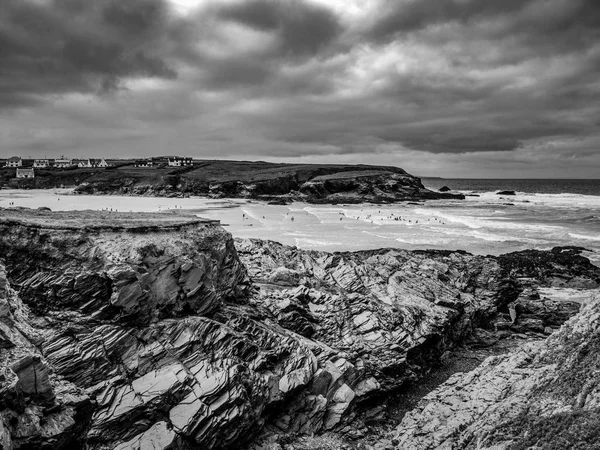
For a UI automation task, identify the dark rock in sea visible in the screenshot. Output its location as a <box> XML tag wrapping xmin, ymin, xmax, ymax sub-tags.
<box><xmin>1</xmin><ymin>210</ymin><xmax>598</xmax><ymax>449</ymax></box>
<box><xmin>503</xmin><ymin>202</ymin><xmax>515</xmax><ymax>205</ymax></box>
<box><xmin>466</xmin><ymin>194</ymin><xmax>480</xmax><ymax>197</ymax></box>
<box><xmin>438</xmin><ymin>186</ymin><xmax>451</xmax><ymax>192</ymax></box>
<box><xmin>496</xmin><ymin>190</ymin><xmax>516</xmax><ymax>195</ymax></box>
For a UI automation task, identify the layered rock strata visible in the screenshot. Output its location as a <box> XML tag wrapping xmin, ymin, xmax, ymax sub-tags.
<box><xmin>0</xmin><ymin>210</ymin><xmax>598</xmax><ymax>449</ymax></box>
<box><xmin>393</xmin><ymin>291</ymin><xmax>600</xmax><ymax>450</ymax></box>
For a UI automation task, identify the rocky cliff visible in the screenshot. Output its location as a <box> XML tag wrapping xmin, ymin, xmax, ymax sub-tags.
<box><xmin>71</xmin><ymin>160</ymin><xmax>463</xmax><ymax>203</ymax></box>
<box><xmin>393</xmin><ymin>292</ymin><xmax>600</xmax><ymax>450</ymax></box>
<box><xmin>0</xmin><ymin>210</ymin><xmax>598</xmax><ymax>449</ymax></box>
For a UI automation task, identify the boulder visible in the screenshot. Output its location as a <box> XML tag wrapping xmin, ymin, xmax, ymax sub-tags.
<box><xmin>496</xmin><ymin>190</ymin><xmax>516</xmax><ymax>195</ymax></box>
<box><xmin>11</xmin><ymin>356</ymin><xmax>53</xmax><ymax>398</ymax></box>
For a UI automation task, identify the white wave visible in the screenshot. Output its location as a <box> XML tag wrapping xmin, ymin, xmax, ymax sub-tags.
<box><xmin>294</xmin><ymin>238</ymin><xmax>344</xmax><ymax>248</ymax></box>
<box><xmin>569</xmin><ymin>233</ymin><xmax>600</xmax><ymax>242</ymax></box>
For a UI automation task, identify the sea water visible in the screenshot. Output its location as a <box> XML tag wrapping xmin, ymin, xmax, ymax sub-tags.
<box><xmin>0</xmin><ymin>180</ymin><xmax>598</xmax><ymax>264</ymax></box>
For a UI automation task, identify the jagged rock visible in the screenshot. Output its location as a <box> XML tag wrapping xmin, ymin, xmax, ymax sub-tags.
<box><xmin>0</xmin><ymin>210</ymin><xmax>598</xmax><ymax>449</ymax></box>
<box><xmin>11</xmin><ymin>356</ymin><xmax>53</xmax><ymax>398</ymax></box>
<box><xmin>0</xmin><ymin>261</ymin><xmax>92</xmax><ymax>450</ymax></box>
<box><xmin>497</xmin><ymin>246</ymin><xmax>600</xmax><ymax>288</ymax></box>
<box><xmin>392</xmin><ymin>295</ymin><xmax>600</xmax><ymax>450</ymax></box>
<box><xmin>438</xmin><ymin>186</ymin><xmax>451</xmax><ymax>192</ymax></box>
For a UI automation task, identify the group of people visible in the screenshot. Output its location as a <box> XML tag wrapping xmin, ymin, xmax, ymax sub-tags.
<box><xmin>336</xmin><ymin>210</ymin><xmax>446</xmax><ymax>225</ymax></box>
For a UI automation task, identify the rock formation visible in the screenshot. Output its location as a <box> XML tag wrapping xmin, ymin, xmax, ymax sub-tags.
<box><xmin>0</xmin><ymin>210</ymin><xmax>598</xmax><ymax>449</ymax></box>
<box><xmin>393</xmin><ymin>292</ymin><xmax>600</xmax><ymax>450</ymax></box>
<box><xmin>71</xmin><ymin>161</ymin><xmax>464</xmax><ymax>203</ymax></box>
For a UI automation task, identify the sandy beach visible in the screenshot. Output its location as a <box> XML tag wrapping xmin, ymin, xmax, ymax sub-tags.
<box><xmin>1</xmin><ymin>189</ymin><xmax>599</xmax><ymax>263</ymax></box>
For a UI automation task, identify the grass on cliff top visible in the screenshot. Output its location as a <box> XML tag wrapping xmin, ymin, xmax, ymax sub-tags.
<box><xmin>0</xmin><ymin>208</ymin><xmax>218</xmax><ymax>230</ymax></box>
<box><xmin>89</xmin><ymin>160</ymin><xmax>410</xmax><ymax>184</ymax></box>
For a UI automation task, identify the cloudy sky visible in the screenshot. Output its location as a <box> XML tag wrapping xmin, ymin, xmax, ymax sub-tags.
<box><xmin>1</xmin><ymin>0</ymin><xmax>599</xmax><ymax>177</ymax></box>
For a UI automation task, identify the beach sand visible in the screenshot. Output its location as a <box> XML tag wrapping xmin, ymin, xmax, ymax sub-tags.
<box><xmin>1</xmin><ymin>189</ymin><xmax>599</xmax><ymax>263</ymax></box>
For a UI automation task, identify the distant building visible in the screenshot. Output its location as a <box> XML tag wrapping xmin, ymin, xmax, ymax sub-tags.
<box><xmin>16</xmin><ymin>168</ymin><xmax>35</xmax><ymax>179</ymax></box>
<box><xmin>33</xmin><ymin>159</ymin><xmax>50</xmax><ymax>168</ymax></box>
<box><xmin>134</xmin><ymin>159</ymin><xmax>154</xmax><ymax>168</ymax></box>
<box><xmin>168</xmin><ymin>157</ymin><xmax>193</xmax><ymax>167</ymax></box>
<box><xmin>6</xmin><ymin>157</ymin><xmax>22</xmax><ymax>167</ymax></box>
<box><xmin>78</xmin><ymin>159</ymin><xmax>94</xmax><ymax>168</ymax></box>
<box><xmin>97</xmin><ymin>159</ymin><xmax>110</xmax><ymax>168</ymax></box>
<box><xmin>54</xmin><ymin>158</ymin><xmax>73</xmax><ymax>168</ymax></box>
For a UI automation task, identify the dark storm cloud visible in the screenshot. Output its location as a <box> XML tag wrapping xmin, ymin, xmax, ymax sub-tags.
<box><xmin>215</xmin><ymin>0</ymin><xmax>342</xmax><ymax>57</ymax></box>
<box><xmin>181</xmin><ymin>0</ymin><xmax>344</xmax><ymax>92</ymax></box>
<box><xmin>366</xmin><ymin>0</ymin><xmax>530</xmax><ymax>40</ymax></box>
<box><xmin>366</xmin><ymin>0</ymin><xmax>600</xmax><ymax>46</ymax></box>
<box><xmin>0</xmin><ymin>0</ymin><xmax>178</xmax><ymax>106</ymax></box>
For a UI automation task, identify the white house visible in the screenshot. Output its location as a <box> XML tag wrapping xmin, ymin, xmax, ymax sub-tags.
<box><xmin>134</xmin><ymin>159</ymin><xmax>154</xmax><ymax>168</ymax></box>
<box><xmin>168</xmin><ymin>157</ymin><xmax>193</xmax><ymax>167</ymax></box>
<box><xmin>16</xmin><ymin>168</ymin><xmax>35</xmax><ymax>179</ymax></box>
<box><xmin>54</xmin><ymin>158</ymin><xmax>73</xmax><ymax>168</ymax></box>
<box><xmin>6</xmin><ymin>157</ymin><xmax>22</xmax><ymax>167</ymax></box>
<box><xmin>78</xmin><ymin>159</ymin><xmax>94</xmax><ymax>168</ymax></box>
<box><xmin>33</xmin><ymin>159</ymin><xmax>50</xmax><ymax>168</ymax></box>
<box><xmin>96</xmin><ymin>159</ymin><xmax>109</xmax><ymax>168</ymax></box>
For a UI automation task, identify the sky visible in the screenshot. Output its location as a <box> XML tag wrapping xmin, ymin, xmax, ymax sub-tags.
<box><xmin>1</xmin><ymin>0</ymin><xmax>599</xmax><ymax>178</ymax></box>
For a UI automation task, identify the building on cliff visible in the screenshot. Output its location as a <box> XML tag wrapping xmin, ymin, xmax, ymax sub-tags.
<box><xmin>5</xmin><ymin>156</ymin><xmax>22</xmax><ymax>167</ymax></box>
<box><xmin>96</xmin><ymin>158</ymin><xmax>110</xmax><ymax>168</ymax></box>
<box><xmin>133</xmin><ymin>159</ymin><xmax>155</xmax><ymax>168</ymax></box>
<box><xmin>168</xmin><ymin>156</ymin><xmax>194</xmax><ymax>167</ymax></box>
<box><xmin>16</xmin><ymin>168</ymin><xmax>35</xmax><ymax>178</ymax></box>
<box><xmin>33</xmin><ymin>159</ymin><xmax>50</xmax><ymax>168</ymax></box>
<box><xmin>78</xmin><ymin>159</ymin><xmax>94</xmax><ymax>168</ymax></box>
<box><xmin>54</xmin><ymin>158</ymin><xmax>73</xmax><ymax>168</ymax></box>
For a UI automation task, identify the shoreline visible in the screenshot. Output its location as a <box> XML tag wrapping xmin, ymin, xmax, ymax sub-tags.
<box><xmin>1</xmin><ymin>189</ymin><xmax>599</xmax><ymax>263</ymax></box>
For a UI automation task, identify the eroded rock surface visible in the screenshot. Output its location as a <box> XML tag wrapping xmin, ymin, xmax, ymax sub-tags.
<box><xmin>0</xmin><ymin>210</ymin><xmax>598</xmax><ymax>449</ymax></box>
<box><xmin>393</xmin><ymin>292</ymin><xmax>600</xmax><ymax>450</ymax></box>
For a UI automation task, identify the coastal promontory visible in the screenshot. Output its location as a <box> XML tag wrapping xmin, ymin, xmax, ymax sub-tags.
<box><xmin>2</xmin><ymin>160</ymin><xmax>463</xmax><ymax>203</ymax></box>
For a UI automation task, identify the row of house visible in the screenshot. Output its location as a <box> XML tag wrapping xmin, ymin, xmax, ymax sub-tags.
<box><xmin>4</xmin><ymin>156</ymin><xmax>195</xmax><ymax>170</ymax></box>
<box><xmin>4</xmin><ymin>157</ymin><xmax>110</xmax><ymax>169</ymax></box>
<box><xmin>133</xmin><ymin>156</ymin><xmax>194</xmax><ymax>168</ymax></box>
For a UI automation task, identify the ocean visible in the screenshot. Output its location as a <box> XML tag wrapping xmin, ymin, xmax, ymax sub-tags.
<box><xmin>1</xmin><ymin>179</ymin><xmax>599</xmax><ymax>264</ymax></box>
<box><xmin>421</xmin><ymin>178</ymin><xmax>600</xmax><ymax>196</ymax></box>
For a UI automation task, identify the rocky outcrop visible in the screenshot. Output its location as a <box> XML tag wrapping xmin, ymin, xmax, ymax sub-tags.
<box><xmin>295</xmin><ymin>170</ymin><xmax>463</xmax><ymax>203</ymax></box>
<box><xmin>72</xmin><ymin>161</ymin><xmax>463</xmax><ymax>203</ymax></box>
<box><xmin>1</xmin><ymin>210</ymin><xmax>598</xmax><ymax>449</ymax></box>
<box><xmin>393</xmin><ymin>292</ymin><xmax>600</xmax><ymax>450</ymax></box>
<box><xmin>0</xmin><ymin>261</ymin><xmax>92</xmax><ymax>450</ymax></box>
<box><xmin>235</xmin><ymin>242</ymin><xmax>599</xmax><ymax>447</ymax></box>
